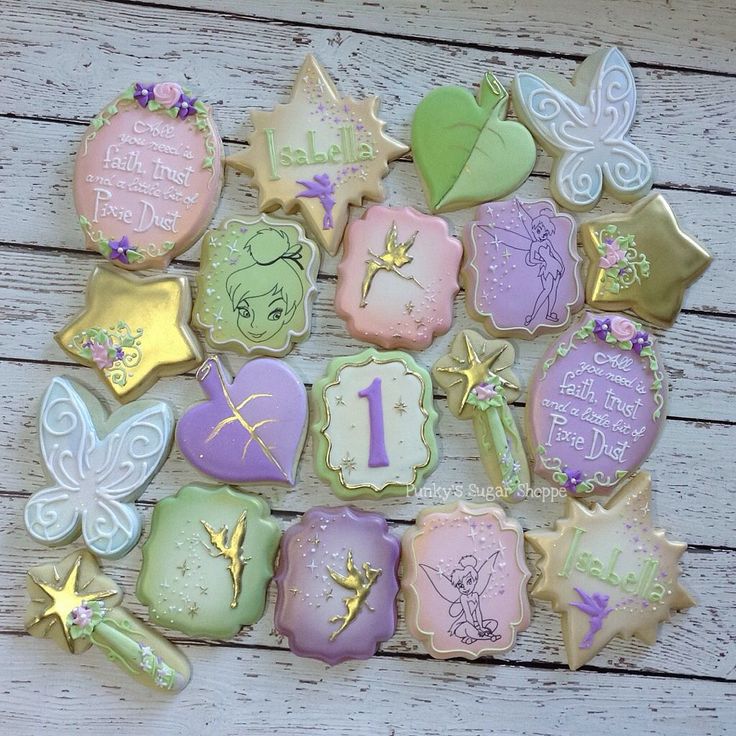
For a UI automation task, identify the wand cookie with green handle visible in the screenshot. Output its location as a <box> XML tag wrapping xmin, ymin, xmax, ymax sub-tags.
<box><xmin>432</xmin><ymin>330</ymin><xmax>529</xmax><ymax>502</ymax></box>
<box><xmin>25</xmin><ymin>549</ymin><xmax>191</xmax><ymax>693</ymax></box>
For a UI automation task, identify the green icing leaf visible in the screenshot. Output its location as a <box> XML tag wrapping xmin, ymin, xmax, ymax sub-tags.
<box><xmin>147</xmin><ymin>100</ymin><xmax>162</xmax><ymax>112</ymax></box>
<box><xmin>411</xmin><ymin>72</ymin><xmax>536</xmax><ymax>212</ymax></box>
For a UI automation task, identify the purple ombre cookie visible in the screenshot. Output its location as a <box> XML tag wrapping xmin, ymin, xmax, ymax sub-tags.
<box><xmin>274</xmin><ymin>506</ymin><xmax>400</xmax><ymax>665</ymax></box>
<box><xmin>176</xmin><ymin>356</ymin><xmax>308</xmax><ymax>486</ymax></box>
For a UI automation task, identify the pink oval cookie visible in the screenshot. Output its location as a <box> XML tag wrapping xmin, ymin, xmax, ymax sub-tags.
<box><xmin>527</xmin><ymin>312</ymin><xmax>667</xmax><ymax>496</ymax></box>
<box><xmin>74</xmin><ymin>82</ymin><xmax>224</xmax><ymax>270</ymax></box>
<box><xmin>463</xmin><ymin>198</ymin><xmax>583</xmax><ymax>338</ymax></box>
<box><xmin>335</xmin><ymin>206</ymin><xmax>462</xmax><ymax>350</ymax></box>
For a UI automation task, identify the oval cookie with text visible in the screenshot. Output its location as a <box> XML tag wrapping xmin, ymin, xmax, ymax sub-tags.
<box><xmin>463</xmin><ymin>198</ymin><xmax>583</xmax><ymax>338</ymax></box>
<box><xmin>527</xmin><ymin>313</ymin><xmax>667</xmax><ymax>496</ymax></box>
<box><xmin>402</xmin><ymin>501</ymin><xmax>531</xmax><ymax>660</ymax></box>
<box><xmin>335</xmin><ymin>205</ymin><xmax>462</xmax><ymax>350</ymax></box>
<box><xmin>74</xmin><ymin>82</ymin><xmax>224</xmax><ymax>270</ymax></box>
<box><xmin>312</xmin><ymin>348</ymin><xmax>438</xmax><ymax>500</ymax></box>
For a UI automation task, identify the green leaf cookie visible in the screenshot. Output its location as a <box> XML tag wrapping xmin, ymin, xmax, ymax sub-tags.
<box><xmin>412</xmin><ymin>72</ymin><xmax>536</xmax><ymax>212</ymax></box>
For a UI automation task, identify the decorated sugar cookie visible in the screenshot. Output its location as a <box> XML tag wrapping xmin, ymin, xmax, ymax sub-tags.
<box><xmin>526</xmin><ymin>472</ymin><xmax>695</xmax><ymax>670</ymax></box>
<box><xmin>312</xmin><ymin>348</ymin><xmax>438</xmax><ymax>499</ymax></box>
<box><xmin>74</xmin><ymin>82</ymin><xmax>224</xmax><ymax>270</ymax></box>
<box><xmin>335</xmin><ymin>206</ymin><xmax>462</xmax><ymax>350</ymax></box>
<box><xmin>527</xmin><ymin>312</ymin><xmax>667</xmax><ymax>496</ymax></box>
<box><xmin>193</xmin><ymin>215</ymin><xmax>320</xmax><ymax>356</ymax></box>
<box><xmin>25</xmin><ymin>377</ymin><xmax>173</xmax><ymax>559</ymax></box>
<box><xmin>26</xmin><ymin>550</ymin><xmax>191</xmax><ymax>691</ymax></box>
<box><xmin>227</xmin><ymin>55</ymin><xmax>407</xmax><ymax>255</ymax></box>
<box><xmin>55</xmin><ymin>264</ymin><xmax>203</xmax><ymax>402</ymax></box>
<box><xmin>402</xmin><ymin>502</ymin><xmax>531</xmax><ymax>660</ymax></box>
<box><xmin>137</xmin><ymin>484</ymin><xmax>280</xmax><ymax>639</ymax></box>
<box><xmin>274</xmin><ymin>506</ymin><xmax>400</xmax><ymax>665</ymax></box>
<box><xmin>580</xmin><ymin>194</ymin><xmax>712</xmax><ymax>327</ymax></box>
<box><xmin>176</xmin><ymin>356</ymin><xmax>308</xmax><ymax>486</ymax></box>
<box><xmin>432</xmin><ymin>330</ymin><xmax>529</xmax><ymax>502</ymax></box>
<box><xmin>512</xmin><ymin>47</ymin><xmax>653</xmax><ymax>211</ymax></box>
<box><xmin>463</xmin><ymin>198</ymin><xmax>583</xmax><ymax>338</ymax></box>
<box><xmin>412</xmin><ymin>72</ymin><xmax>536</xmax><ymax>212</ymax></box>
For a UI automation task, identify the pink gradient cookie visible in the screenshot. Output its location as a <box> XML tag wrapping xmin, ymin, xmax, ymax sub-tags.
<box><xmin>463</xmin><ymin>198</ymin><xmax>583</xmax><ymax>338</ymax></box>
<box><xmin>335</xmin><ymin>206</ymin><xmax>462</xmax><ymax>350</ymax></box>
<box><xmin>74</xmin><ymin>82</ymin><xmax>224</xmax><ymax>270</ymax></box>
<box><xmin>402</xmin><ymin>501</ymin><xmax>531</xmax><ymax>659</ymax></box>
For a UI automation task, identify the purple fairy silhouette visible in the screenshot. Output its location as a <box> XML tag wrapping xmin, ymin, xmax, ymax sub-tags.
<box><xmin>570</xmin><ymin>587</ymin><xmax>612</xmax><ymax>649</ymax></box>
<box><xmin>296</xmin><ymin>173</ymin><xmax>335</xmax><ymax>230</ymax></box>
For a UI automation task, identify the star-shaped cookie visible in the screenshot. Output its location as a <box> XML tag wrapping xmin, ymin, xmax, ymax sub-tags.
<box><xmin>580</xmin><ymin>194</ymin><xmax>712</xmax><ymax>326</ymax></box>
<box><xmin>56</xmin><ymin>264</ymin><xmax>203</xmax><ymax>402</ymax></box>
<box><xmin>227</xmin><ymin>55</ymin><xmax>408</xmax><ymax>255</ymax></box>
<box><xmin>526</xmin><ymin>472</ymin><xmax>695</xmax><ymax>670</ymax></box>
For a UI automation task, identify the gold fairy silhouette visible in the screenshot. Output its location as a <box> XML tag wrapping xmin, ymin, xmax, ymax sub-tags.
<box><xmin>201</xmin><ymin>511</ymin><xmax>251</xmax><ymax>608</ymax></box>
<box><xmin>360</xmin><ymin>221</ymin><xmax>422</xmax><ymax>307</ymax></box>
<box><xmin>326</xmin><ymin>550</ymin><xmax>382</xmax><ymax>640</ymax></box>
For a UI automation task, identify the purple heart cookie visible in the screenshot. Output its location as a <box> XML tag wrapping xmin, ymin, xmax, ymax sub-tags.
<box><xmin>176</xmin><ymin>356</ymin><xmax>308</xmax><ymax>486</ymax></box>
<box><xmin>274</xmin><ymin>506</ymin><xmax>400</xmax><ymax>665</ymax></box>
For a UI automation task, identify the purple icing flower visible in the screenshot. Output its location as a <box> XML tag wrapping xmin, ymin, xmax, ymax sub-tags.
<box><xmin>562</xmin><ymin>468</ymin><xmax>583</xmax><ymax>493</ymax></box>
<box><xmin>108</xmin><ymin>235</ymin><xmax>135</xmax><ymax>264</ymax></box>
<box><xmin>174</xmin><ymin>93</ymin><xmax>197</xmax><ymax>119</ymax></box>
<box><xmin>70</xmin><ymin>604</ymin><xmax>93</xmax><ymax>628</ymax></box>
<box><xmin>114</xmin><ymin>346</ymin><xmax>125</xmax><ymax>361</ymax></box>
<box><xmin>593</xmin><ymin>318</ymin><xmax>611</xmax><ymax>341</ymax></box>
<box><xmin>134</xmin><ymin>83</ymin><xmax>155</xmax><ymax>108</ymax></box>
<box><xmin>89</xmin><ymin>341</ymin><xmax>113</xmax><ymax>370</ymax></box>
<box><xmin>472</xmin><ymin>382</ymin><xmax>497</xmax><ymax>401</ymax></box>
<box><xmin>631</xmin><ymin>330</ymin><xmax>651</xmax><ymax>354</ymax></box>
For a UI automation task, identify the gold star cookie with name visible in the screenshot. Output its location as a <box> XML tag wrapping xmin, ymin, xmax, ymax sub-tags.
<box><xmin>580</xmin><ymin>194</ymin><xmax>711</xmax><ymax>326</ymax></box>
<box><xmin>227</xmin><ymin>55</ymin><xmax>408</xmax><ymax>256</ymax></box>
<box><xmin>526</xmin><ymin>472</ymin><xmax>695</xmax><ymax>670</ymax></box>
<box><xmin>56</xmin><ymin>264</ymin><xmax>203</xmax><ymax>402</ymax></box>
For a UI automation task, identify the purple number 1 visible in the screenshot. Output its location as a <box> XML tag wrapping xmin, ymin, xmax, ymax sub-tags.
<box><xmin>358</xmin><ymin>377</ymin><xmax>389</xmax><ymax>468</ymax></box>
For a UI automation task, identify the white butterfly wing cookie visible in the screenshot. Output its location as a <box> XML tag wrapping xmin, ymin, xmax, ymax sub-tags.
<box><xmin>25</xmin><ymin>377</ymin><xmax>173</xmax><ymax>559</ymax></box>
<box><xmin>513</xmin><ymin>46</ymin><xmax>653</xmax><ymax>210</ymax></box>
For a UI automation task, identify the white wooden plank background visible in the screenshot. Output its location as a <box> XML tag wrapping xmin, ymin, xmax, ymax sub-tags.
<box><xmin>0</xmin><ymin>1</ymin><xmax>734</xmax><ymax>733</ymax></box>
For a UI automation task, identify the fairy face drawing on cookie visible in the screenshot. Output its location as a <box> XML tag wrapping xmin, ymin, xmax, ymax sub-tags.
<box><xmin>194</xmin><ymin>215</ymin><xmax>319</xmax><ymax>357</ymax></box>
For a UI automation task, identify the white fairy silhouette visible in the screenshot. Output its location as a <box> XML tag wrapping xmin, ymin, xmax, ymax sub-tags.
<box><xmin>513</xmin><ymin>47</ymin><xmax>652</xmax><ymax>209</ymax></box>
<box><xmin>420</xmin><ymin>552</ymin><xmax>501</xmax><ymax>644</ymax></box>
<box><xmin>24</xmin><ymin>377</ymin><xmax>173</xmax><ymax>559</ymax></box>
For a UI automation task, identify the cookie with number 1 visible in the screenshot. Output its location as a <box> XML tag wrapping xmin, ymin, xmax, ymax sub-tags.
<box><xmin>312</xmin><ymin>348</ymin><xmax>438</xmax><ymax>500</ymax></box>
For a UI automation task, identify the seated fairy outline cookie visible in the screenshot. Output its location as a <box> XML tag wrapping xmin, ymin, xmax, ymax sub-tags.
<box><xmin>193</xmin><ymin>215</ymin><xmax>319</xmax><ymax>357</ymax></box>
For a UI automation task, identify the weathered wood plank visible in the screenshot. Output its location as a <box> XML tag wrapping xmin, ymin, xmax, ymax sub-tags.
<box><xmin>2</xmin><ymin>359</ymin><xmax>735</xmax><ymax>549</ymax></box>
<box><xmin>0</xmin><ymin>117</ymin><xmax>729</xmax><ymax>315</ymax></box>
<box><xmin>2</xmin><ymin>1</ymin><xmax>735</xmax><ymax>191</ymax></box>
<box><xmin>124</xmin><ymin>0</ymin><xmax>736</xmax><ymax>75</ymax></box>
<box><xmin>1</xmin><ymin>635</ymin><xmax>733</xmax><ymax>734</ymax></box>
<box><xmin>0</xmin><ymin>491</ymin><xmax>731</xmax><ymax>680</ymax></box>
<box><xmin>0</xmin><ymin>246</ymin><xmax>732</xmax><ymax>423</ymax></box>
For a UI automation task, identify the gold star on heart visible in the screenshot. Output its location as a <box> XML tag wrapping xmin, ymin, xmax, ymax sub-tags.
<box><xmin>580</xmin><ymin>194</ymin><xmax>711</xmax><ymax>327</ymax></box>
<box><xmin>56</xmin><ymin>264</ymin><xmax>203</xmax><ymax>402</ymax></box>
<box><xmin>432</xmin><ymin>329</ymin><xmax>520</xmax><ymax>418</ymax></box>
<box><xmin>227</xmin><ymin>55</ymin><xmax>408</xmax><ymax>255</ymax></box>
<box><xmin>25</xmin><ymin>550</ymin><xmax>121</xmax><ymax>654</ymax></box>
<box><xmin>526</xmin><ymin>472</ymin><xmax>695</xmax><ymax>670</ymax></box>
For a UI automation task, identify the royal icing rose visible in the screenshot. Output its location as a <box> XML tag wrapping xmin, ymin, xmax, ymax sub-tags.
<box><xmin>153</xmin><ymin>82</ymin><xmax>183</xmax><ymax>109</ymax></box>
<box><xmin>610</xmin><ymin>316</ymin><xmax>636</xmax><ymax>341</ymax></box>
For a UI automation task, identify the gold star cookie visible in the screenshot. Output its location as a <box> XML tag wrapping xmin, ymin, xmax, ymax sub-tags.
<box><xmin>526</xmin><ymin>472</ymin><xmax>695</xmax><ymax>670</ymax></box>
<box><xmin>227</xmin><ymin>55</ymin><xmax>408</xmax><ymax>255</ymax></box>
<box><xmin>56</xmin><ymin>264</ymin><xmax>203</xmax><ymax>402</ymax></box>
<box><xmin>580</xmin><ymin>194</ymin><xmax>711</xmax><ymax>326</ymax></box>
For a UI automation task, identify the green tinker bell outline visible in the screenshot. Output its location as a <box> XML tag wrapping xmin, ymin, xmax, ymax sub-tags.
<box><xmin>226</xmin><ymin>227</ymin><xmax>306</xmax><ymax>344</ymax></box>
